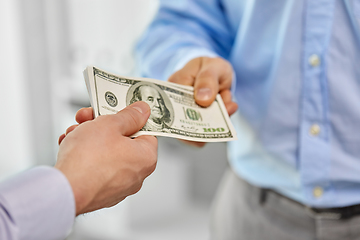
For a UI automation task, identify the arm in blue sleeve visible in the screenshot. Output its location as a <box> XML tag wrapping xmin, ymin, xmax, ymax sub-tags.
<box><xmin>136</xmin><ymin>0</ymin><xmax>236</xmax><ymax>80</ymax></box>
<box><xmin>0</xmin><ymin>166</ymin><xmax>75</xmax><ymax>240</ymax></box>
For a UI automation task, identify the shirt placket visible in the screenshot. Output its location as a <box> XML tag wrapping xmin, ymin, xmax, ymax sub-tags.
<box><xmin>299</xmin><ymin>0</ymin><xmax>335</xmax><ymax>206</ymax></box>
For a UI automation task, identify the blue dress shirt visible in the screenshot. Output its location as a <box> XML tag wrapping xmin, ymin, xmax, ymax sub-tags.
<box><xmin>137</xmin><ymin>0</ymin><xmax>360</xmax><ymax>207</ymax></box>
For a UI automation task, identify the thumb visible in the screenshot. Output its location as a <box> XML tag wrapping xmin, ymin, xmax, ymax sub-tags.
<box><xmin>110</xmin><ymin>101</ymin><xmax>151</xmax><ymax>136</ymax></box>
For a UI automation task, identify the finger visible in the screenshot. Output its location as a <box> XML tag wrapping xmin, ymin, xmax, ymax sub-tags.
<box><xmin>132</xmin><ymin>135</ymin><xmax>158</xmax><ymax>176</ymax></box>
<box><xmin>109</xmin><ymin>101</ymin><xmax>151</xmax><ymax>136</ymax></box>
<box><xmin>76</xmin><ymin>107</ymin><xmax>94</xmax><ymax>124</ymax></box>
<box><xmin>225</xmin><ymin>102</ymin><xmax>238</xmax><ymax>117</ymax></box>
<box><xmin>194</xmin><ymin>58</ymin><xmax>233</xmax><ymax>107</ymax></box>
<box><xmin>220</xmin><ymin>89</ymin><xmax>232</xmax><ymax>103</ymax></box>
<box><xmin>179</xmin><ymin>139</ymin><xmax>206</xmax><ymax>147</ymax></box>
<box><xmin>65</xmin><ymin>125</ymin><xmax>78</xmax><ymax>135</ymax></box>
<box><xmin>133</xmin><ymin>135</ymin><xmax>158</xmax><ymax>147</ymax></box>
<box><xmin>220</xmin><ymin>89</ymin><xmax>238</xmax><ymax>116</ymax></box>
<box><xmin>168</xmin><ymin>58</ymin><xmax>202</xmax><ymax>86</ymax></box>
<box><xmin>58</xmin><ymin>134</ymin><xmax>66</xmax><ymax>145</ymax></box>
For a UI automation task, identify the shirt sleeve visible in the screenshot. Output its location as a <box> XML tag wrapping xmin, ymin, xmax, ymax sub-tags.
<box><xmin>0</xmin><ymin>166</ymin><xmax>75</xmax><ymax>240</ymax></box>
<box><xmin>136</xmin><ymin>0</ymin><xmax>236</xmax><ymax>80</ymax></box>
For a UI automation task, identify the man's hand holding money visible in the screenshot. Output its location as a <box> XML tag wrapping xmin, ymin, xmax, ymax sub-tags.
<box><xmin>168</xmin><ymin>57</ymin><xmax>238</xmax><ymax>147</ymax></box>
<box><xmin>56</xmin><ymin>102</ymin><xmax>158</xmax><ymax>215</ymax></box>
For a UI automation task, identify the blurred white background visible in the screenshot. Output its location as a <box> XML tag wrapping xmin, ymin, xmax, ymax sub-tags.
<box><xmin>0</xmin><ymin>0</ymin><xmax>228</xmax><ymax>239</ymax></box>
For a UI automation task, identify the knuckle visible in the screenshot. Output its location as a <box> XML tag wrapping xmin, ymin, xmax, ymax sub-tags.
<box><xmin>142</xmin><ymin>141</ymin><xmax>158</xmax><ymax>173</ymax></box>
<box><xmin>149</xmin><ymin>159</ymin><xmax>157</xmax><ymax>173</ymax></box>
<box><xmin>169</xmin><ymin>71</ymin><xmax>194</xmax><ymax>85</ymax></box>
<box><xmin>197</xmin><ymin>69</ymin><xmax>215</xmax><ymax>80</ymax></box>
<box><xmin>211</xmin><ymin>57</ymin><xmax>232</xmax><ymax>72</ymax></box>
<box><xmin>65</xmin><ymin>125</ymin><xmax>77</xmax><ymax>135</ymax></box>
<box><xmin>147</xmin><ymin>151</ymin><xmax>157</xmax><ymax>168</ymax></box>
<box><xmin>133</xmin><ymin>182</ymin><xmax>143</xmax><ymax>194</ymax></box>
<box><xmin>145</xmin><ymin>146</ymin><xmax>157</xmax><ymax>163</ymax></box>
<box><xmin>168</xmin><ymin>71</ymin><xmax>180</xmax><ymax>82</ymax></box>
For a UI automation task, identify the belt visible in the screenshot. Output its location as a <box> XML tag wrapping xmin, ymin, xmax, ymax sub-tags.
<box><xmin>307</xmin><ymin>204</ymin><xmax>360</xmax><ymax>220</ymax></box>
<box><xmin>259</xmin><ymin>188</ymin><xmax>360</xmax><ymax>220</ymax></box>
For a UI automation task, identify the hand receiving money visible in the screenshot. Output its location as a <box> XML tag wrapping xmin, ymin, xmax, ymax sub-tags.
<box><xmin>83</xmin><ymin>66</ymin><xmax>237</xmax><ymax>142</ymax></box>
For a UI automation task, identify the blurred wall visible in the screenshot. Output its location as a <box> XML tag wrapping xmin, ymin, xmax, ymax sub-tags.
<box><xmin>0</xmin><ymin>0</ymin><xmax>34</xmax><ymax>180</ymax></box>
<box><xmin>0</xmin><ymin>1</ymin><xmax>229</xmax><ymax>239</ymax></box>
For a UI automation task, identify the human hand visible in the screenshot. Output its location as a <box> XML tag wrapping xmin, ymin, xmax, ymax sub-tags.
<box><xmin>55</xmin><ymin>101</ymin><xmax>158</xmax><ymax>215</ymax></box>
<box><xmin>168</xmin><ymin>57</ymin><xmax>238</xmax><ymax>147</ymax></box>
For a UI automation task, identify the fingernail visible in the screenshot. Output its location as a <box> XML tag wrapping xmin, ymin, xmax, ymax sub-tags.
<box><xmin>131</xmin><ymin>101</ymin><xmax>148</xmax><ymax>114</ymax></box>
<box><xmin>196</xmin><ymin>88</ymin><xmax>212</xmax><ymax>101</ymax></box>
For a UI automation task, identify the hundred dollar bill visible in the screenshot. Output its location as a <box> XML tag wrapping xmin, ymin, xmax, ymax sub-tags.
<box><xmin>83</xmin><ymin>66</ymin><xmax>237</xmax><ymax>142</ymax></box>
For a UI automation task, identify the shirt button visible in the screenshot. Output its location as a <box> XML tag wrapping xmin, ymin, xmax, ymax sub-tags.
<box><xmin>309</xmin><ymin>124</ymin><xmax>321</xmax><ymax>136</ymax></box>
<box><xmin>309</xmin><ymin>54</ymin><xmax>321</xmax><ymax>67</ymax></box>
<box><xmin>313</xmin><ymin>186</ymin><xmax>324</xmax><ymax>198</ymax></box>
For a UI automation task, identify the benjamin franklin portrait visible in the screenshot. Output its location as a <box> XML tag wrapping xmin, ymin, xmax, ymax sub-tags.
<box><xmin>126</xmin><ymin>82</ymin><xmax>174</xmax><ymax>132</ymax></box>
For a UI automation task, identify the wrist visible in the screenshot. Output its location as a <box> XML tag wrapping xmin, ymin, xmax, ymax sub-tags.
<box><xmin>54</xmin><ymin>165</ymin><xmax>95</xmax><ymax>215</ymax></box>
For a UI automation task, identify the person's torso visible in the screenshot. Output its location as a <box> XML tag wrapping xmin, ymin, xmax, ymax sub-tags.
<box><xmin>224</xmin><ymin>0</ymin><xmax>360</xmax><ymax>207</ymax></box>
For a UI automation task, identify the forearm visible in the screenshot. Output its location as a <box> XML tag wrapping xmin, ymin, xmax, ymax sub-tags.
<box><xmin>0</xmin><ymin>166</ymin><xmax>75</xmax><ymax>240</ymax></box>
<box><xmin>136</xmin><ymin>0</ymin><xmax>234</xmax><ymax>80</ymax></box>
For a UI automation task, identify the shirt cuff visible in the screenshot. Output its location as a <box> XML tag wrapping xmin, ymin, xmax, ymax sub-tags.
<box><xmin>0</xmin><ymin>166</ymin><xmax>75</xmax><ymax>240</ymax></box>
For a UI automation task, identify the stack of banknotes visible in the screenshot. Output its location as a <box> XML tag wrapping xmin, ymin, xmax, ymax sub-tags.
<box><xmin>83</xmin><ymin>66</ymin><xmax>237</xmax><ymax>142</ymax></box>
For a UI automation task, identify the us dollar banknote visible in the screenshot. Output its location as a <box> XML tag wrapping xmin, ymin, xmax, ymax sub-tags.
<box><xmin>83</xmin><ymin>66</ymin><xmax>237</xmax><ymax>142</ymax></box>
